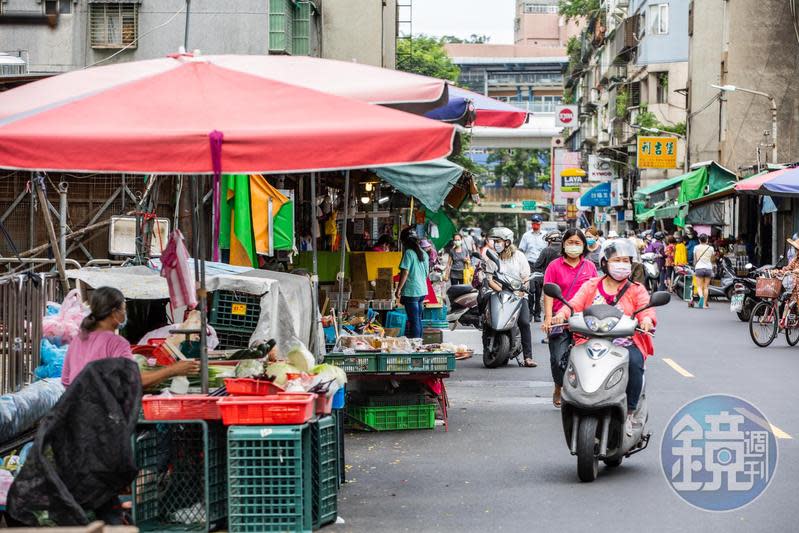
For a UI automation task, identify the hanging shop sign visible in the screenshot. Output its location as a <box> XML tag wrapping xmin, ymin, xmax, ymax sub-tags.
<box><xmin>588</xmin><ymin>155</ymin><xmax>617</xmax><ymax>182</ymax></box>
<box><xmin>561</xmin><ymin>168</ymin><xmax>587</xmax><ymax>193</ymax></box>
<box><xmin>637</xmin><ymin>136</ymin><xmax>678</xmax><ymax>169</ymax></box>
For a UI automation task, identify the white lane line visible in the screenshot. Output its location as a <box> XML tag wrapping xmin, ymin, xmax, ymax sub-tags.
<box><xmin>662</xmin><ymin>358</ymin><xmax>695</xmax><ymax>378</ymax></box>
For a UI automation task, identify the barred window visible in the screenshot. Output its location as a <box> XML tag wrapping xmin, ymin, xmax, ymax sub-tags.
<box><xmin>90</xmin><ymin>3</ymin><xmax>139</xmax><ymax>49</ymax></box>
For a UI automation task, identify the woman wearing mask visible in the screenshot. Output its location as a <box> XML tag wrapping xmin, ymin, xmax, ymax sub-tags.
<box><xmin>585</xmin><ymin>227</ymin><xmax>602</xmax><ymax>269</ymax></box>
<box><xmin>485</xmin><ymin>227</ymin><xmax>537</xmax><ymax>367</ymax></box>
<box><xmin>542</xmin><ymin>229</ymin><xmax>597</xmax><ymax>407</ymax></box>
<box><xmin>61</xmin><ymin>287</ymin><xmax>199</xmax><ymax>387</ymax></box>
<box><xmin>552</xmin><ymin>239</ymin><xmax>656</xmax><ymax>436</ymax></box>
<box><xmin>447</xmin><ymin>235</ymin><xmax>470</xmax><ymax>285</ymax></box>
<box><xmin>395</xmin><ymin>228</ymin><xmax>430</xmax><ymax>339</ymax></box>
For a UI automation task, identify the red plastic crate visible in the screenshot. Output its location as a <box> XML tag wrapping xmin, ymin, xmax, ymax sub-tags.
<box><xmin>131</xmin><ymin>339</ymin><xmax>176</xmax><ymax>367</ymax></box>
<box><xmin>278</xmin><ymin>391</ymin><xmax>333</xmax><ymax>415</ymax></box>
<box><xmin>224</xmin><ymin>377</ymin><xmax>284</xmax><ymax>396</ymax></box>
<box><xmin>141</xmin><ymin>394</ymin><xmax>222</xmax><ymax>421</ymax></box>
<box><xmin>217</xmin><ymin>394</ymin><xmax>316</xmax><ymax>425</ymax></box>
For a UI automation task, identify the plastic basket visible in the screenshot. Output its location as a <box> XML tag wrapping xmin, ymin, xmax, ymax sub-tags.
<box><xmin>132</xmin><ymin>420</ymin><xmax>227</xmax><ymax>533</ymax></box>
<box><xmin>224</xmin><ymin>378</ymin><xmax>284</xmax><ymax>396</ymax></box>
<box><xmin>422</xmin><ymin>319</ymin><xmax>449</xmax><ymax>329</ymax></box>
<box><xmin>384</xmin><ymin>310</ymin><xmax>407</xmax><ymax>334</ymax></box>
<box><xmin>347</xmin><ymin>403</ymin><xmax>436</xmax><ymax>431</ymax></box>
<box><xmin>209</xmin><ymin>290</ymin><xmax>262</xmax><ymax>332</ymax></box>
<box><xmin>332</xmin><ymin>409</ymin><xmax>346</xmax><ymax>486</ymax></box>
<box><xmin>217</xmin><ymin>394</ymin><xmax>316</xmax><ymax>425</ymax></box>
<box><xmin>214</xmin><ymin>326</ymin><xmax>253</xmax><ymax>350</ymax></box>
<box><xmin>323</xmin><ymin>352</ymin><xmax>379</xmax><ymax>373</ymax></box>
<box><xmin>227</xmin><ymin>424</ymin><xmax>312</xmax><ymax>533</ymax></box>
<box><xmin>365</xmin><ymin>393</ymin><xmax>429</xmax><ymax>406</ymax></box>
<box><xmin>312</xmin><ymin>416</ymin><xmax>338</xmax><ymax>529</ymax></box>
<box><xmin>423</xmin><ymin>305</ymin><xmax>447</xmax><ymax>322</ymax></box>
<box><xmin>142</xmin><ymin>395</ymin><xmax>222</xmax><ymax>421</ymax></box>
<box><xmin>331</xmin><ymin>387</ymin><xmax>345</xmax><ymax>409</ymax></box>
<box><xmin>379</xmin><ymin>352</ymin><xmax>455</xmax><ymax>373</ymax></box>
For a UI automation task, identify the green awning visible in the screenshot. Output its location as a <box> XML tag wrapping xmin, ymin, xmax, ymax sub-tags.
<box><xmin>373</xmin><ymin>159</ymin><xmax>464</xmax><ymax>211</ymax></box>
<box><xmin>677</xmin><ymin>167</ymin><xmax>708</xmax><ymax>204</ymax></box>
<box><xmin>635</xmin><ymin>200</ymin><xmax>668</xmax><ymax>222</ymax></box>
<box><xmin>654</xmin><ymin>202</ymin><xmax>684</xmax><ymax>220</ymax></box>
<box><xmin>633</xmin><ymin>170</ymin><xmax>699</xmax><ymax>200</ymax></box>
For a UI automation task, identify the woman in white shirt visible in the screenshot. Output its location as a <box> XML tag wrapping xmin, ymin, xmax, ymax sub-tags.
<box><xmin>484</xmin><ymin>226</ymin><xmax>536</xmax><ymax>367</ymax></box>
<box><xmin>692</xmin><ymin>234</ymin><xmax>715</xmax><ymax>308</ymax></box>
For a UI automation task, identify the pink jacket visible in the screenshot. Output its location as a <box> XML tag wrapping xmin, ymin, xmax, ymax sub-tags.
<box><xmin>556</xmin><ymin>276</ymin><xmax>658</xmax><ymax>358</ymax></box>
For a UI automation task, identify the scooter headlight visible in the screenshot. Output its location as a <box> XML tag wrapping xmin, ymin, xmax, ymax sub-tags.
<box><xmin>566</xmin><ymin>364</ymin><xmax>578</xmax><ymax>387</ymax></box>
<box><xmin>598</xmin><ymin>317</ymin><xmax>620</xmax><ymax>333</ymax></box>
<box><xmin>605</xmin><ymin>367</ymin><xmax>624</xmax><ymax>389</ymax></box>
<box><xmin>584</xmin><ymin>316</ymin><xmax>599</xmax><ymax>331</ymax></box>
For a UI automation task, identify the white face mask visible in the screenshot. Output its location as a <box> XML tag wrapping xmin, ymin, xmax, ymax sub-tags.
<box><xmin>608</xmin><ymin>262</ymin><xmax>632</xmax><ymax>281</ymax></box>
<box><xmin>454</xmin><ymin>240</ymin><xmax>462</xmax><ymax>248</ymax></box>
<box><xmin>494</xmin><ymin>242</ymin><xmax>506</xmax><ymax>253</ymax></box>
<box><xmin>564</xmin><ymin>244</ymin><xmax>584</xmax><ymax>258</ymax></box>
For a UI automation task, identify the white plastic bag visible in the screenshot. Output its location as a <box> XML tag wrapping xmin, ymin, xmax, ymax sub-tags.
<box><xmin>42</xmin><ymin>289</ymin><xmax>87</xmax><ymax>345</ymax></box>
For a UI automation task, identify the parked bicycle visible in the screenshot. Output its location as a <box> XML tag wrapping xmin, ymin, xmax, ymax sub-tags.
<box><xmin>748</xmin><ymin>272</ymin><xmax>799</xmax><ymax>347</ymax></box>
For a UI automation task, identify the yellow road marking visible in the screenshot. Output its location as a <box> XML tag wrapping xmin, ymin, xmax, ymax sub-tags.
<box><xmin>735</xmin><ymin>407</ymin><xmax>793</xmax><ymax>440</ymax></box>
<box><xmin>769</xmin><ymin>424</ymin><xmax>793</xmax><ymax>440</ymax></box>
<box><xmin>662</xmin><ymin>358</ymin><xmax>694</xmax><ymax>378</ymax></box>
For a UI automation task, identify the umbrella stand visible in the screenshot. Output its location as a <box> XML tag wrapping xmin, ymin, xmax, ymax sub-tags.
<box><xmin>336</xmin><ymin>171</ymin><xmax>350</xmax><ymax>326</ymax></box>
<box><xmin>309</xmin><ymin>172</ymin><xmax>320</xmax><ymax>357</ymax></box>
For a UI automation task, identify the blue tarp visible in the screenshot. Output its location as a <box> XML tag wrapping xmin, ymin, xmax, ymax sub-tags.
<box><xmin>580</xmin><ymin>181</ymin><xmax>611</xmax><ymax>207</ymax></box>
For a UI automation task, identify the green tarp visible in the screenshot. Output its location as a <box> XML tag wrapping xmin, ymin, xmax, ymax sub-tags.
<box><xmin>677</xmin><ymin>167</ymin><xmax>708</xmax><ymax>205</ymax></box>
<box><xmin>633</xmin><ymin>172</ymin><xmax>692</xmax><ymax>200</ymax></box>
<box><xmin>425</xmin><ymin>208</ymin><xmax>457</xmax><ymax>250</ymax></box>
<box><xmin>373</xmin><ymin>159</ymin><xmax>464</xmax><ymax>211</ymax></box>
<box><xmin>635</xmin><ymin>200</ymin><xmax>668</xmax><ymax>222</ymax></box>
<box><xmin>272</xmin><ymin>201</ymin><xmax>294</xmax><ymax>251</ymax></box>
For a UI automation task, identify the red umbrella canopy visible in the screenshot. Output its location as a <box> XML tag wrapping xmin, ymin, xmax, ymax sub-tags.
<box><xmin>0</xmin><ymin>55</ymin><xmax>455</xmax><ymax>174</ymax></box>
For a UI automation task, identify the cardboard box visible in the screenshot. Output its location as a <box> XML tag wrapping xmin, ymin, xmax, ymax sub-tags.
<box><xmin>377</xmin><ymin>267</ymin><xmax>394</xmax><ymax>280</ymax></box>
<box><xmin>351</xmin><ymin>280</ymin><xmax>371</xmax><ymax>299</ymax></box>
<box><xmin>374</xmin><ymin>279</ymin><xmax>394</xmax><ymax>299</ymax></box>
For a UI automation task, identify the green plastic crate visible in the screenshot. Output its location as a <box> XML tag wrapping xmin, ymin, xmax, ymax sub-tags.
<box><xmin>378</xmin><ymin>352</ymin><xmax>456</xmax><ymax>373</ymax></box>
<box><xmin>422</xmin><ymin>319</ymin><xmax>449</xmax><ymax>329</ymax></box>
<box><xmin>347</xmin><ymin>403</ymin><xmax>436</xmax><ymax>431</ymax></box>
<box><xmin>227</xmin><ymin>424</ymin><xmax>312</xmax><ymax>533</ymax></box>
<box><xmin>332</xmin><ymin>409</ymin><xmax>346</xmax><ymax>486</ymax></box>
<box><xmin>132</xmin><ymin>420</ymin><xmax>227</xmax><ymax>533</ymax></box>
<box><xmin>365</xmin><ymin>393</ymin><xmax>429</xmax><ymax>407</ymax></box>
<box><xmin>311</xmin><ymin>417</ymin><xmax>338</xmax><ymax>529</ymax></box>
<box><xmin>209</xmin><ymin>290</ymin><xmax>262</xmax><ymax>332</ymax></box>
<box><xmin>323</xmin><ymin>352</ymin><xmax>379</xmax><ymax>373</ymax></box>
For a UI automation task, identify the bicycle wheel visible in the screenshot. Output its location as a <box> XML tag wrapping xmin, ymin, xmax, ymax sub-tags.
<box><xmin>786</xmin><ymin>304</ymin><xmax>799</xmax><ymax>346</ymax></box>
<box><xmin>749</xmin><ymin>301</ymin><xmax>778</xmax><ymax>348</ymax></box>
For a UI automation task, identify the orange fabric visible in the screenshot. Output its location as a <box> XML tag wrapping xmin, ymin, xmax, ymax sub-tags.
<box><xmin>250</xmin><ymin>174</ymin><xmax>288</xmax><ymax>255</ymax></box>
<box><xmin>556</xmin><ymin>276</ymin><xmax>657</xmax><ymax>358</ymax></box>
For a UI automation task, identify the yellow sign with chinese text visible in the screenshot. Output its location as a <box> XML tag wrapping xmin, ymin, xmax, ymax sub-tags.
<box><xmin>231</xmin><ymin>303</ymin><xmax>248</xmax><ymax>316</ymax></box>
<box><xmin>637</xmin><ymin>136</ymin><xmax>678</xmax><ymax>169</ymax></box>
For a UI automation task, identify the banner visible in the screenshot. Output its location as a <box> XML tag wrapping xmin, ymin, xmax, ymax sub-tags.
<box><xmin>637</xmin><ymin>136</ymin><xmax>678</xmax><ymax>169</ymax></box>
<box><xmin>552</xmin><ymin>148</ymin><xmax>583</xmax><ymax>205</ymax></box>
<box><xmin>588</xmin><ymin>154</ymin><xmax>617</xmax><ymax>181</ymax></box>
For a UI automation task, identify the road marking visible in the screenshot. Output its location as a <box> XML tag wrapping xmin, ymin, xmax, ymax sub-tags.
<box><xmin>735</xmin><ymin>407</ymin><xmax>793</xmax><ymax>440</ymax></box>
<box><xmin>662</xmin><ymin>358</ymin><xmax>695</xmax><ymax>378</ymax></box>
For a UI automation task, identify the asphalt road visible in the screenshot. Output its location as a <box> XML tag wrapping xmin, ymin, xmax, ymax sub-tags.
<box><xmin>334</xmin><ymin>300</ymin><xmax>799</xmax><ymax>533</ymax></box>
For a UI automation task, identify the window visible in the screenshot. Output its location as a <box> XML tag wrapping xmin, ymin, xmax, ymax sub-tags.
<box><xmin>523</xmin><ymin>2</ymin><xmax>559</xmax><ymax>14</ymax></box>
<box><xmin>650</xmin><ymin>3</ymin><xmax>669</xmax><ymax>35</ymax></box>
<box><xmin>44</xmin><ymin>0</ymin><xmax>72</xmax><ymax>15</ymax></box>
<box><xmin>655</xmin><ymin>73</ymin><xmax>669</xmax><ymax>104</ymax></box>
<box><xmin>90</xmin><ymin>3</ymin><xmax>139</xmax><ymax>49</ymax></box>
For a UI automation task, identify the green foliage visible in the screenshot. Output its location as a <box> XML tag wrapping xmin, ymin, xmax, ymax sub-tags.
<box><xmin>659</xmin><ymin>122</ymin><xmax>686</xmax><ymax>136</ymax></box>
<box><xmin>615</xmin><ymin>88</ymin><xmax>629</xmax><ymax>118</ymax></box>
<box><xmin>562</xmin><ymin>87</ymin><xmax>575</xmax><ymax>104</ymax></box>
<box><xmin>487</xmin><ymin>149</ymin><xmax>549</xmax><ymax>188</ymax></box>
<box><xmin>634</xmin><ymin>103</ymin><xmax>659</xmax><ymax>129</ymax></box>
<box><xmin>558</xmin><ymin>0</ymin><xmax>601</xmax><ymax>22</ymax></box>
<box><xmin>397</xmin><ymin>35</ymin><xmax>460</xmax><ymax>82</ymax></box>
<box><xmin>440</xmin><ymin>34</ymin><xmax>492</xmax><ymax>44</ymax></box>
<box><xmin>449</xmin><ymin>132</ymin><xmax>487</xmax><ymax>179</ymax></box>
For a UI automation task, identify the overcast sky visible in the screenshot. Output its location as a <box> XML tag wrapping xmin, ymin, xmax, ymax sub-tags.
<box><xmin>411</xmin><ymin>0</ymin><xmax>516</xmax><ymax>44</ymax></box>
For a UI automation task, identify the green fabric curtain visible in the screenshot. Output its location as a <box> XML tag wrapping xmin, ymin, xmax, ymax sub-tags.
<box><xmin>373</xmin><ymin>159</ymin><xmax>464</xmax><ymax>211</ymax></box>
<box><xmin>677</xmin><ymin>167</ymin><xmax>708</xmax><ymax>204</ymax></box>
<box><xmin>272</xmin><ymin>201</ymin><xmax>294</xmax><ymax>251</ymax></box>
<box><xmin>219</xmin><ymin>174</ymin><xmax>257</xmax><ymax>267</ymax></box>
<box><xmin>425</xmin><ymin>208</ymin><xmax>457</xmax><ymax>251</ymax></box>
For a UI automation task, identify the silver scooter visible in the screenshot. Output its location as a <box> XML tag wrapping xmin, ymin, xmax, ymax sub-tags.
<box><xmin>640</xmin><ymin>252</ymin><xmax>660</xmax><ymax>293</ymax></box>
<box><xmin>481</xmin><ymin>249</ymin><xmax>527</xmax><ymax>368</ymax></box>
<box><xmin>544</xmin><ymin>283</ymin><xmax>671</xmax><ymax>482</ymax></box>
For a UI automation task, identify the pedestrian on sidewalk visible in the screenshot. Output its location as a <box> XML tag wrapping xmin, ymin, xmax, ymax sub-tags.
<box><xmin>446</xmin><ymin>234</ymin><xmax>470</xmax><ymax>285</ymax></box>
<box><xmin>518</xmin><ymin>214</ymin><xmax>548</xmax><ymax>321</ymax></box>
<box><xmin>693</xmin><ymin>234</ymin><xmax>715</xmax><ymax>308</ymax></box>
<box><xmin>542</xmin><ymin>228</ymin><xmax>597</xmax><ymax>408</ymax></box>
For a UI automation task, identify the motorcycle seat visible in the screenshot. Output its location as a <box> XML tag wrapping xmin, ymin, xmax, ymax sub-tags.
<box><xmin>447</xmin><ymin>284</ymin><xmax>476</xmax><ymax>299</ymax></box>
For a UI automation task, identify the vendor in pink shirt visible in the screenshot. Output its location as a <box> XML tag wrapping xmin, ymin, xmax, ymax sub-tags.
<box><xmin>542</xmin><ymin>228</ymin><xmax>597</xmax><ymax>408</ymax></box>
<box><xmin>61</xmin><ymin>287</ymin><xmax>199</xmax><ymax>388</ymax></box>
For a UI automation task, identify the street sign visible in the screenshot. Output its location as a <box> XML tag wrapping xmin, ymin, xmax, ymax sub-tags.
<box><xmin>637</xmin><ymin>136</ymin><xmax>678</xmax><ymax>169</ymax></box>
<box><xmin>522</xmin><ymin>200</ymin><xmax>537</xmax><ymax>211</ymax></box>
<box><xmin>555</xmin><ymin>105</ymin><xmax>578</xmax><ymax>128</ymax></box>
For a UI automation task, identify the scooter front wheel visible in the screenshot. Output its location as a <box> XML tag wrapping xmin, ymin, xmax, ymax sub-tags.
<box><xmin>482</xmin><ymin>333</ymin><xmax>510</xmax><ymax>368</ymax></box>
<box><xmin>577</xmin><ymin>416</ymin><xmax>599</xmax><ymax>482</ymax></box>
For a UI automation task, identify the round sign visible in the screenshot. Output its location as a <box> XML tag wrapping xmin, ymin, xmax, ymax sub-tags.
<box><xmin>558</xmin><ymin>108</ymin><xmax>574</xmax><ymax>125</ymax></box>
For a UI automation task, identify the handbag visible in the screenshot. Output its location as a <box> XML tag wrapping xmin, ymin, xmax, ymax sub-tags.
<box><xmin>463</xmin><ymin>261</ymin><xmax>475</xmax><ymax>285</ymax></box>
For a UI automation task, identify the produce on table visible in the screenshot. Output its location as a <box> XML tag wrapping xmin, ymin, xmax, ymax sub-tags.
<box><xmin>264</xmin><ymin>362</ymin><xmax>302</xmax><ymax>387</ymax></box>
<box><xmin>234</xmin><ymin>359</ymin><xmax>264</xmax><ymax>378</ymax></box>
<box><xmin>285</xmin><ymin>342</ymin><xmax>315</xmax><ymax>373</ymax></box>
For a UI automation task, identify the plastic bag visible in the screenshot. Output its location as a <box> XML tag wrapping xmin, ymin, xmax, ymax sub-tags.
<box><xmin>42</xmin><ymin>289</ymin><xmax>87</xmax><ymax>345</ymax></box>
<box><xmin>138</xmin><ymin>312</ymin><xmax>220</xmax><ymax>351</ymax></box>
<box><xmin>34</xmin><ymin>339</ymin><xmax>68</xmax><ymax>379</ymax></box>
<box><xmin>0</xmin><ymin>469</ymin><xmax>14</xmax><ymax>506</ymax></box>
<box><xmin>0</xmin><ymin>378</ymin><xmax>65</xmax><ymax>442</ymax></box>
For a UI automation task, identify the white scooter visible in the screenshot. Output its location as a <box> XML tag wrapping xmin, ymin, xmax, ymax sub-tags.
<box><xmin>544</xmin><ymin>283</ymin><xmax>671</xmax><ymax>482</ymax></box>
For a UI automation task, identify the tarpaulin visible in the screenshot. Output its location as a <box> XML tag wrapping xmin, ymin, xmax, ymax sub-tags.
<box><xmin>373</xmin><ymin>158</ymin><xmax>464</xmax><ymax>211</ymax></box>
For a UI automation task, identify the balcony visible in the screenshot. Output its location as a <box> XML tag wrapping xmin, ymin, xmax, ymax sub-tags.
<box><xmin>609</xmin><ymin>15</ymin><xmax>638</xmax><ymax>60</ymax></box>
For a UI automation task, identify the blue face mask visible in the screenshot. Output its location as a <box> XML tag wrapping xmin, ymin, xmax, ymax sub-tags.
<box><xmin>587</xmin><ymin>238</ymin><xmax>597</xmax><ymax>246</ymax></box>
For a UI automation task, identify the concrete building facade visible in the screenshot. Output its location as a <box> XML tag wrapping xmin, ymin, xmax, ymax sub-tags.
<box><xmin>514</xmin><ymin>0</ymin><xmax>580</xmax><ymax>47</ymax></box>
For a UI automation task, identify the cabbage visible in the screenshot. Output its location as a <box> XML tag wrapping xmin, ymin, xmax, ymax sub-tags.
<box><xmin>265</xmin><ymin>362</ymin><xmax>301</xmax><ymax>386</ymax></box>
<box><xmin>234</xmin><ymin>359</ymin><xmax>264</xmax><ymax>378</ymax></box>
<box><xmin>286</xmin><ymin>342</ymin><xmax>314</xmax><ymax>373</ymax></box>
<box><xmin>312</xmin><ymin>364</ymin><xmax>347</xmax><ymax>386</ymax></box>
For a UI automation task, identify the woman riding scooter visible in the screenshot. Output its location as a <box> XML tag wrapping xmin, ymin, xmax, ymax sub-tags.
<box><xmin>552</xmin><ymin>239</ymin><xmax>657</xmax><ymax>436</ymax></box>
<box><xmin>484</xmin><ymin>226</ymin><xmax>537</xmax><ymax>367</ymax></box>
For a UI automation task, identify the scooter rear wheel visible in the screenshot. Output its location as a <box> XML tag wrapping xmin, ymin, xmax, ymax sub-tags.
<box><xmin>577</xmin><ymin>416</ymin><xmax>599</xmax><ymax>482</ymax></box>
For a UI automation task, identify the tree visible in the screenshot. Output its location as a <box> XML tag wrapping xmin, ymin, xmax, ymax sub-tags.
<box><xmin>487</xmin><ymin>149</ymin><xmax>549</xmax><ymax>188</ymax></box>
<box><xmin>397</xmin><ymin>35</ymin><xmax>460</xmax><ymax>82</ymax></box>
<box><xmin>440</xmin><ymin>34</ymin><xmax>492</xmax><ymax>44</ymax></box>
<box><xmin>558</xmin><ymin>0</ymin><xmax>601</xmax><ymax>22</ymax></box>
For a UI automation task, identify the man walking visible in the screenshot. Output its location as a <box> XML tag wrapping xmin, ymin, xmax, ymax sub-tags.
<box><xmin>518</xmin><ymin>214</ymin><xmax>548</xmax><ymax>321</ymax></box>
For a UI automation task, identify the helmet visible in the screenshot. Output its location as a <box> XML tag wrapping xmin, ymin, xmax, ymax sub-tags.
<box><xmin>545</xmin><ymin>230</ymin><xmax>562</xmax><ymax>243</ymax></box>
<box><xmin>607</xmin><ymin>230</ymin><xmax>619</xmax><ymax>239</ymax></box>
<box><xmin>488</xmin><ymin>226</ymin><xmax>514</xmax><ymax>243</ymax></box>
<box><xmin>603</xmin><ymin>238</ymin><xmax>640</xmax><ymax>261</ymax></box>
<box><xmin>654</xmin><ymin>231</ymin><xmax>665</xmax><ymax>240</ymax></box>
<box><xmin>530</xmin><ymin>214</ymin><xmax>544</xmax><ymax>223</ymax></box>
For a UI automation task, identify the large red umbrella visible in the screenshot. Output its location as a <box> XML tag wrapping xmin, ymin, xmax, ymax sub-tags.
<box><xmin>0</xmin><ymin>54</ymin><xmax>455</xmax><ymax>173</ymax></box>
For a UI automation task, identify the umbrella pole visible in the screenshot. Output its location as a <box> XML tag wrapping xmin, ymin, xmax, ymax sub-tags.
<box><xmin>189</xmin><ymin>175</ymin><xmax>208</xmax><ymax>394</ymax></box>
<box><xmin>337</xmin><ymin>171</ymin><xmax>350</xmax><ymax>325</ymax></box>
<box><xmin>310</xmin><ymin>172</ymin><xmax>320</xmax><ymax>357</ymax></box>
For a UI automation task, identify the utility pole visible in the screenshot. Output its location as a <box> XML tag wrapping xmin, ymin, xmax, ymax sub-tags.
<box><xmin>184</xmin><ymin>0</ymin><xmax>191</xmax><ymax>51</ymax></box>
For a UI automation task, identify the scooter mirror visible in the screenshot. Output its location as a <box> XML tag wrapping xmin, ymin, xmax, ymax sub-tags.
<box><xmin>649</xmin><ymin>291</ymin><xmax>671</xmax><ymax>308</ymax></box>
<box><xmin>485</xmin><ymin>249</ymin><xmax>501</xmax><ymax>269</ymax></box>
<box><xmin>470</xmin><ymin>252</ymin><xmax>483</xmax><ymax>261</ymax></box>
<box><xmin>543</xmin><ymin>283</ymin><xmax>563</xmax><ymax>300</ymax></box>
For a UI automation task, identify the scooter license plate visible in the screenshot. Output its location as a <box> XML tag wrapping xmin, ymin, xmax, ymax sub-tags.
<box><xmin>730</xmin><ymin>293</ymin><xmax>745</xmax><ymax>312</ymax></box>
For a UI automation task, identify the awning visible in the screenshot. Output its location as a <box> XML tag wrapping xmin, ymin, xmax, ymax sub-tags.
<box><xmin>654</xmin><ymin>202</ymin><xmax>683</xmax><ymax>220</ymax></box>
<box><xmin>689</xmin><ymin>182</ymin><xmax>736</xmax><ymax>206</ymax></box>
<box><xmin>635</xmin><ymin>200</ymin><xmax>668</xmax><ymax>222</ymax></box>
<box><xmin>579</xmin><ymin>181</ymin><xmax>611</xmax><ymax>207</ymax></box>
<box><xmin>633</xmin><ymin>171</ymin><xmax>693</xmax><ymax>200</ymax></box>
<box><xmin>736</xmin><ymin>166</ymin><xmax>799</xmax><ymax>197</ymax></box>
<box><xmin>372</xmin><ymin>158</ymin><xmax>464</xmax><ymax>211</ymax></box>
